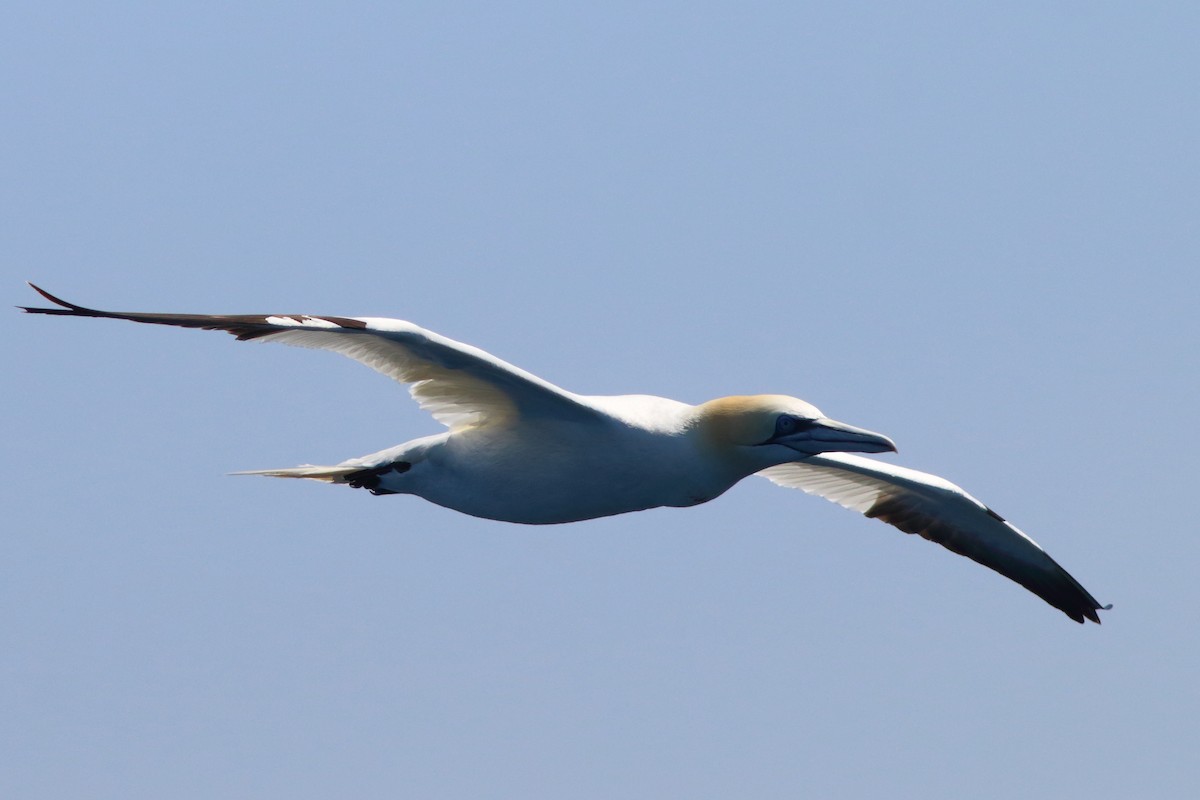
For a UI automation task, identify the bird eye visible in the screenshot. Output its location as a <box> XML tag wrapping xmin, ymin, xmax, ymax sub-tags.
<box><xmin>775</xmin><ymin>415</ymin><xmax>814</xmax><ymax>436</ymax></box>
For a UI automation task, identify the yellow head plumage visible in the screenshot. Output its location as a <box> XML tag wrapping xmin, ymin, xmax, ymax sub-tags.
<box><xmin>694</xmin><ymin>394</ymin><xmax>823</xmax><ymax>447</ymax></box>
<box><xmin>692</xmin><ymin>394</ymin><xmax>896</xmax><ymax>460</ymax></box>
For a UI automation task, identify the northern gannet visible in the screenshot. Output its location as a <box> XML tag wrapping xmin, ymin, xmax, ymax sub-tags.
<box><xmin>21</xmin><ymin>284</ymin><xmax>1109</xmax><ymax>624</ymax></box>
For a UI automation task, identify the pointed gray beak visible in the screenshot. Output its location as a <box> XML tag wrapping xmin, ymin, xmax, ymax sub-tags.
<box><xmin>772</xmin><ymin>418</ymin><xmax>898</xmax><ymax>456</ymax></box>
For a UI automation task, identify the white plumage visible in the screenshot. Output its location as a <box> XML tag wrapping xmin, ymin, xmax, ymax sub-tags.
<box><xmin>22</xmin><ymin>283</ymin><xmax>1109</xmax><ymax>624</ymax></box>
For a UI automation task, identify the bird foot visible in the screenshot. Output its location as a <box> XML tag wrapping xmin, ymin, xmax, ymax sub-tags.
<box><xmin>345</xmin><ymin>461</ymin><xmax>411</xmax><ymax>494</ymax></box>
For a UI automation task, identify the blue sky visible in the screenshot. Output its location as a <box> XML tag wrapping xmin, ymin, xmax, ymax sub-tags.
<box><xmin>3</xmin><ymin>3</ymin><xmax>1198</xmax><ymax>797</ymax></box>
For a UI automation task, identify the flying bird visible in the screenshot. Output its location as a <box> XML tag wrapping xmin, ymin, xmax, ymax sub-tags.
<box><xmin>21</xmin><ymin>283</ymin><xmax>1109</xmax><ymax>623</ymax></box>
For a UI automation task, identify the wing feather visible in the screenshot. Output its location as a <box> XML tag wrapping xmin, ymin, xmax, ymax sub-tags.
<box><xmin>20</xmin><ymin>284</ymin><xmax>595</xmax><ymax>430</ymax></box>
<box><xmin>759</xmin><ymin>453</ymin><xmax>1109</xmax><ymax>624</ymax></box>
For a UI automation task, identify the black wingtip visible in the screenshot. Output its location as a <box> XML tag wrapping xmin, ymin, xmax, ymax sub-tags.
<box><xmin>1078</xmin><ymin>601</ymin><xmax>1112</xmax><ymax>625</ymax></box>
<box><xmin>21</xmin><ymin>283</ymin><xmax>100</xmax><ymax>317</ymax></box>
<box><xmin>24</xmin><ymin>283</ymin><xmax>61</xmax><ymax>309</ymax></box>
<box><xmin>27</xmin><ymin>282</ymin><xmax>75</xmax><ymax>307</ymax></box>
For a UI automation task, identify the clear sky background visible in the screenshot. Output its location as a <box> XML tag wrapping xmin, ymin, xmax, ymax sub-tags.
<box><xmin>3</xmin><ymin>3</ymin><xmax>1198</xmax><ymax>798</ymax></box>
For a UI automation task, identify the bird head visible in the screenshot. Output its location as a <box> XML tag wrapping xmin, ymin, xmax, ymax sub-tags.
<box><xmin>696</xmin><ymin>394</ymin><xmax>897</xmax><ymax>457</ymax></box>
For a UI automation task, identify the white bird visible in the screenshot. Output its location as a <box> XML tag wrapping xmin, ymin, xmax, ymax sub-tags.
<box><xmin>22</xmin><ymin>283</ymin><xmax>1109</xmax><ymax>624</ymax></box>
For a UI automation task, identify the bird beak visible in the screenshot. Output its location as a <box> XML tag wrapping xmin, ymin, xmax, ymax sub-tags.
<box><xmin>773</xmin><ymin>418</ymin><xmax>898</xmax><ymax>456</ymax></box>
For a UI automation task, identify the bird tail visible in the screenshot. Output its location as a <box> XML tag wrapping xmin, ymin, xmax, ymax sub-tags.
<box><xmin>230</xmin><ymin>464</ymin><xmax>365</xmax><ymax>483</ymax></box>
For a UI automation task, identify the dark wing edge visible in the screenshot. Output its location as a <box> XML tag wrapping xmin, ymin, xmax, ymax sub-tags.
<box><xmin>761</xmin><ymin>457</ymin><xmax>1111</xmax><ymax>625</ymax></box>
<box><xmin>20</xmin><ymin>282</ymin><xmax>367</xmax><ymax>340</ymax></box>
<box><xmin>865</xmin><ymin>492</ymin><xmax>1111</xmax><ymax>624</ymax></box>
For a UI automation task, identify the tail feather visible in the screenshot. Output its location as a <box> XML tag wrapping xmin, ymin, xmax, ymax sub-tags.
<box><xmin>230</xmin><ymin>464</ymin><xmax>364</xmax><ymax>483</ymax></box>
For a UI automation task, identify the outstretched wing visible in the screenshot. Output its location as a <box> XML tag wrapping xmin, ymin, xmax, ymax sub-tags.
<box><xmin>759</xmin><ymin>453</ymin><xmax>1109</xmax><ymax>624</ymax></box>
<box><xmin>21</xmin><ymin>283</ymin><xmax>597</xmax><ymax>431</ymax></box>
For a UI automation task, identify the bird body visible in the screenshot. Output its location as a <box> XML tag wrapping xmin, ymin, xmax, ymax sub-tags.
<box><xmin>21</xmin><ymin>284</ymin><xmax>1109</xmax><ymax>623</ymax></box>
<box><xmin>329</xmin><ymin>394</ymin><xmax>868</xmax><ymax>524</ymax></box>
